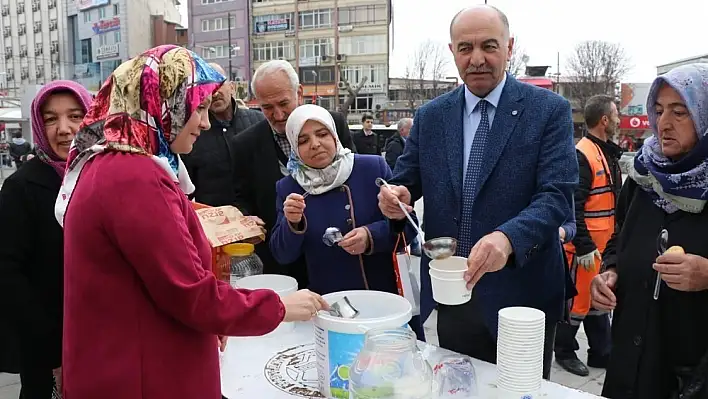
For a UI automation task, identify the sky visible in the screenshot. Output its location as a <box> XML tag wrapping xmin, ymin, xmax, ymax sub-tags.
<box><xmin>179</xmin><ymin>0</ymin><xmax>708</xmax><ymax>84</ymax></box>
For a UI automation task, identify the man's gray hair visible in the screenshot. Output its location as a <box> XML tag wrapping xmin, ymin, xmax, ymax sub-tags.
<box><xmin>397</xmin><ymin>118</ymin><xmax>413</xmax><ymax>131</ymax></box>
<box><xmin>251</xmin><ymin>60</ymin><xmax>299</xmax><ymax>98</ymax></box>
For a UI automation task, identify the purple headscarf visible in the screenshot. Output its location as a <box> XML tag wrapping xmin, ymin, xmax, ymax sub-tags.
<box><xmin>632</xmin><ymin>63</ymin><xmax>708</xmax><ymax>213</ymax></box>
<box><xmin>30</xmin><ymin>80</ymin><xmax>93</xmax><ymax>177</ymax></box>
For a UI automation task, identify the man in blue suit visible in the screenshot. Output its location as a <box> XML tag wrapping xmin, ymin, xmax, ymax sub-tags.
<box><xmin>378</xmin><ymin>6</ymin><xmax>577</xmax><ymax>379</ymax></box>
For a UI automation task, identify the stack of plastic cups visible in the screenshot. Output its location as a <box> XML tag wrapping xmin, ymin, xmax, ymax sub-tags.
<box><xmin>496</xmin><ymin>307</ymin><xmax>546</xmax><ymax>399</ymax></box>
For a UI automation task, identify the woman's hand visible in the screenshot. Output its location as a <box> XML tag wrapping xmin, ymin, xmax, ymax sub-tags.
<box><xmin>338</xmin><ymin>227</ymin><xmax>370</xmax><ymax>255</ymax></box>
<box><xmin>558</xmin><ymin>227</ymin><xmax>566</xmax><ymax>242</ymax></box>
<box><xmin>282</xmin><ymin>289</ymin><xmax>330</xmax><ymax>322</ymax></box>
<box><xmin>283</xmin><ymin>194</ymin><xmax>306</xmax><ymax>224</ymax></box>
<box><xmin>591</xmin><ymin>269</ymin><xmax>618</xmax><ymax>311</ymax></box>
<box><xmin>654</xmin><ymin>253</ymin><xmax>708</xmax><ymax>292</ymax></box>
<box><xmin>53</xmin><ymin>367</ymin><xmax>62</xmax><ymax>391</ymax></box>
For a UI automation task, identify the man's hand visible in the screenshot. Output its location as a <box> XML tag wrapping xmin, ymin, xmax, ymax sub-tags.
<box><xmin>464</xmin><ymin>231</ymin><xmax>513</xmax><ymax>289</ymax></box>
<box><xmin>377</xmin><ymin>185</ymin><xmax>413</xmax><ymax>220</ymax></box>
<box><xmin>247</xmin><ymin>216</ymin><xmax>265</xmax><ymax>227</ymax></box>
<box><xmin>558</xmin><ymin>227</ymin><xmax>566</xmax><ymax>242</ymax></box>
<box><xmin>338</xmin><ymin>227</ymin><xmax>370</xmax><ymax>255</ymax></box>
<box><xmin>217</xmin><ymin>335</ymin><xmax>228</xmax><ymax>352</ymax></box>
<box><xmin>654</xmin><ymin>253</ymin><xmax>708</xmax><ymax>292</ymax></box>
<box><xmin>576</xmin><ymin>249</ymin><xmax>601</xmax><ymax>272</ymax></box>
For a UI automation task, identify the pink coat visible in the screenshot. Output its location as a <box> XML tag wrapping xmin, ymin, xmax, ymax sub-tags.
<box><xmin>62</xmin><ymin>153</ymin><xmax>285</xmax><ymax>398</ymax></box>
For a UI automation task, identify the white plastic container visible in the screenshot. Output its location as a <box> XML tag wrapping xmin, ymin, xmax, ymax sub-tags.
<box><xmin>235</xmin><ymin>274</ymin><xmax>298</xmax><ymax>335</ymax></box>
<box><xmin>313</xmin><ymin>290</ymin><xmax>412</xmax><ymax>399</ymax></box>
<box><xmin>429</xmin><ymin>256</ymin><xmax>468</xmax><ymax>279</ymax></box>
<box><xmin>429</xmin><ymin>271</ymin><xmax>472</xmax><ymax>305</ymax></box>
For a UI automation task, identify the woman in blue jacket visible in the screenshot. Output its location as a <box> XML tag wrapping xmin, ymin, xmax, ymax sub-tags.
<box><xmin>270</xmin><ymin>104</ymin><xmax>422</xmax><ymax>337</ymax></box>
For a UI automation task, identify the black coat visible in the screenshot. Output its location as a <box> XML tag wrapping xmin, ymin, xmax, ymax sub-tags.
<box><xmin>230</xmin><ymin>111</ymin><xmax>355</xmax><ymax>288</ymax></box>
<box><xmin>384</xmin><ymin>133</ymin><xmax>405</xmax><ymax>172</ymax></box>
<box><xmin>182</xmin><ymin>101</ymin><xmax>265</xmax><ymax>206</ymax></box>
<box><xmin>601</xmin><ymin>179</ymin><xmax>708</xmax><ymax>399</ymax></box>
<box><xmin>0</xmin><ymin>158</ymin><xmax>64</xmax><ymax>372</ymax></box>
<box><xmin>351</xmin><ymin>130</ymin><xmax>378</xmax><ymax>155</ymax></box>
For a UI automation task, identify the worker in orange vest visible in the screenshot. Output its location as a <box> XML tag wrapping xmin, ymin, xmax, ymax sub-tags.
<box><xmin>554</xmin><ymin>95</ymin><xmax>623</xmax><ymax>377</ymax></box>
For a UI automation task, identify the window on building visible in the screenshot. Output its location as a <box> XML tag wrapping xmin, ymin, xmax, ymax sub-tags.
<box><xmin>98</xmin><ymin>7</ymin><xmax>106</xmax><ymax>19</ymax></box>
<box><xmin>318</xmin><ymin>96</ymin><xmax>335</xmax><ymax>110</ymax></box>
<box><xmin>201</xmin><ymin>15</ymin><xmax>238</xmax><ymax>32</ymax></box>
<box><xmin>299</xmin><ymin>9</ymin><xmax>331</xmax><ymax>30</ymax></box>
<box><xmin>299</xmin><ymin>38</ymin><xmax>333</xmax><ymax>60</ymax></box>
<box><xmin>114</xmin><ymin>31</ymin><xmax>120</xmax><ymax>43</ymax></box>
<box><xmin>113</xmin><ymin>4</ymin><xmax>119</xmax><ymax>15</ymax></box>
<box><xmin>338</xmin><ymin>35</ymin><xmax>386</xmax><ymax>55</ymax></box>
<box><xmin>200</xmin><ymin>41</ymin><xmax>245</xmax><ymax>60</ymax></box>
<box><xmin>80</xmin><ymin>38</ymin><xmax>92</xmax><ymax>63</ymax></box>
<box><xmin>340</xmin><ymin>64</ymin><xmax>386</xmax><ymax>86</ymax></box>
<box><xmin>340</xmin><ymin>95</ymin><xmax>374</xmax><ymax>113</ymax></box>
<box><xmin>99</xmin><ymin>33</ymin><xmax>108</xmax><ymax>46</ymax></box>
<box><xmin>338</xmin><ymin>5</ymin><xmax>387</xmax><ymax>26</ymax></box>
<box><xmin>300</xmin><ymin>66</ymin><xmax>335</xmax><ymax>84</ymax></box>
<box><xmin>252</xmin><ymin>41</ymin><xmax>295</xmax><ymax>61</ymax></box>
<box><xmin>201</xmin><ymin>0</ymin><xmax>233</xmax><ymax>4</ymax></box>
<box><xmin>83</xmin><ymin>11</ymin><xmax>91</xmax><ymax>23</ymax></box>
<box><xmin>253</xmin><ymin>13</ymin><xmax>293</xmax><ymax>34</ymax></box>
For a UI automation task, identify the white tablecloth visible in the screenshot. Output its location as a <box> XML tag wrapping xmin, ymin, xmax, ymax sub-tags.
<box><xmin>220</xmin><ymin>322</ymin><xmax>601</xmax><ymax>398</ymax></box>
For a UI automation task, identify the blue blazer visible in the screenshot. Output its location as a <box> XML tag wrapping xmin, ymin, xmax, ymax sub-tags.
<box><xmin>391</xmin><ymin>75</ymin><xmax>578</xmax><ymax>335</ymax></box>
<box><xmin>270</xmin><ymin>155</ymin><xmax>417</xmax><ymax>295</ymax></box>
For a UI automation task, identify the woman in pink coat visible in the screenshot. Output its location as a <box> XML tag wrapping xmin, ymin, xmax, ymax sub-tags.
<box><xmin>55</xmin><ymin>45</ymin><xmax>327</xmax><ymax>399</ymax></box>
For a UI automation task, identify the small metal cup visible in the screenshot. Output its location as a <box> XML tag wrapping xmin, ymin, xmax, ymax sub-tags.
<box><xmin>329</xmin><ymin>296</ymin><xmax>359</xmax><ymax>319</ymax></box>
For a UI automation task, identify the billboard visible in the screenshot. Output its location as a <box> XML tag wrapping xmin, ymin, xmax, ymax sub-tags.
<box><xmin>620</xmin><ymin>83</ymin><xmax>651</xmax><ymax>116</ymax></box>
<box><xmin>76</xmin><ymin>0</ymin><xmax>110</xmax><ymax>11</ymax></box>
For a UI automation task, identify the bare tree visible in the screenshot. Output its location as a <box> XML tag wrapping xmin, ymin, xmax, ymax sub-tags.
<box><xmin>507</xmin><ymin>39</ymin><xmax>529</xmax><ymax>77</ymax></box>
<box><xmin>566</xmin><ymin>40</ymin><xmax>631</xmax><ymax>109</ymax></box>
<box><xmin>403</xmin><ymin>40</ymin><xmax>450</xmax><ymax>109</ymax></box>
<box><xmin>338</xmin><ymin>75</ymin><xmax>368</xmax><ymax>120</ymax></box>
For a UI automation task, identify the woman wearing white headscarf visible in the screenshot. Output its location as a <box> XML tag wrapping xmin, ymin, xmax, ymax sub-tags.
<box><xmin>269</xmin><ymin>104</ymin><xmax>422</xmax><ymax>335</ymax></box>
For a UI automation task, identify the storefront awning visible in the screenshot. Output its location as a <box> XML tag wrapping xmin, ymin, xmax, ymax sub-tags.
<box><xmin>518</xmin><ymin>78</ymin><xmax>554</xmax><ymax>89</ymax></box>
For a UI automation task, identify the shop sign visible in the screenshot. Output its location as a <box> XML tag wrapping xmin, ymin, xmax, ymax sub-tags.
<box><xmin>358</xmin><ymin>82</ymin><xmax>387</xmax><ymax>94</ymax></box>
<box><xmin>96</xmin><ymin>43</ymin><xmax>119</xmax><ymax>60</ymax></box>
<box><xmin>620</xmin><ymin>115</ymin><xmax>650</xmax><ymax>130</ymax></box>
<box><xmin>254</xmin><ymin>18</ymin><xmax>290</xmax><ymax>33</ymax></box>
<box><xmin>76</xmin><ymin>0</ymin><xmax>109</xmax><ymax>11</ymax></box>
<box><xmin>92</xmin><ymin>17</ymin><xmax>120</xmax><ymax>35</ymax></box>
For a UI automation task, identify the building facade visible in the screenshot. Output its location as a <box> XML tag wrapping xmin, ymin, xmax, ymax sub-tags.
<box><xmin>66</xmin><ymin>0</ymin><xmax>181</xmax><ymax>92</ymax></box>
<box><xmin>188</xmin><ymin>0</ymin><xmax>249</xmax><ymax>82</ymax></box>
<box><xmin>657</xmin><ymin>53</ymin><xmax>708</xmax><ymax>75</ymax></box>
<box><xmin>249</xmin><ymin>0</ymin><xmax>392</xmax><ymax>121</ymax></box>
<box><xmin>0</xmin><ymin>0</ymin><xmax>69</xmax><ymax>95</ymax></box>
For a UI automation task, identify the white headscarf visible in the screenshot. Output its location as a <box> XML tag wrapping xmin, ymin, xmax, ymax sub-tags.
<box><xmin>285</xmin><ymin>104</ymin><xmax>355</xmax><ymax>195</ymax></box>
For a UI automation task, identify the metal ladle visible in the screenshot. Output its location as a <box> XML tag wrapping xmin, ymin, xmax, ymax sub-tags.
<box><xmin>328</xmin><ymin>296</ymin><xmax>360</xmax><ymax>319</ymax></box>
<box><xmin>375</xmin><ymin>178</ymin><xmax>457</xmax><ymax>260</ymax></box>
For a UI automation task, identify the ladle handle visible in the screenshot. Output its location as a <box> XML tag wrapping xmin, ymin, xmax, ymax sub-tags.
<box><xmin>376</xmin><ymin>178</ymin><xmax>425</xmax><ymax>240</ymax></box>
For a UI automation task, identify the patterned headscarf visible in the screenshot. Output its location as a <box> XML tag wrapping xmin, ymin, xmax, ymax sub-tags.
<box><xmin>55</xmin><ymin>45</ymin><xmax>225</xmax><ymax>226</ymax></box>
<box><xmin>630</xmin><ymin>63</ymin><xmax>708</xmax><ymax>214</ymax></box>
<box><xmin>285</xmin><ymin>104</ymin><xmax>355</xmax><ymax>195</ymax></box>
<box><xmin>30</xmin><ymin>80</ymin><xmax>93</xmax><ymax>177</ymax></box>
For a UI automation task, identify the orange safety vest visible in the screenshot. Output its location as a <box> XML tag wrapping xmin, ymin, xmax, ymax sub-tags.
<box><xmin>564</xmin><ymin>137</ymin><xmax>616</xmax><ymax>324</ymax></box>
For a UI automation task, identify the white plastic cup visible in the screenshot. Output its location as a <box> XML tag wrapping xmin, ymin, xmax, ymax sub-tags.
<box><xmin>429</xmin><ymin>256</ymin><xmax>468</xmax><ymax>279</ymax></box>
<box><xmin>429</xmin><ymin>271</ymin><xmax>472</xmax><ymax>305</ymax></box>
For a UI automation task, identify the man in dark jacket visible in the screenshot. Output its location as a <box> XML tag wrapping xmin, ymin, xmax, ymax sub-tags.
<box><xmin>384</xmin><ymin>117</ymin><xmax>412</xmax><ymax>171</ymax></box>
<box><xmin>231</xmin><ymin>60</ymin><xmax>356</xmax><ymax>289</ymax></box>
<box><xmin>182</xmin><ymin>63</ymin><xmax>264</xmax><ymax>206</ymax></box>
<box><xmin>351</xmin><ymin>114</ymin><xmax>378</xmax><ymax>154</ymax></box>
<box><xmin>8</xmin><ymin>131</ymin><xmax>32</xmax><ymax>169</ymax></box>
<box><xmin>555</xmin><ymin>95</ymin><xmax>622</xmax><ymax>376</ymax></box>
